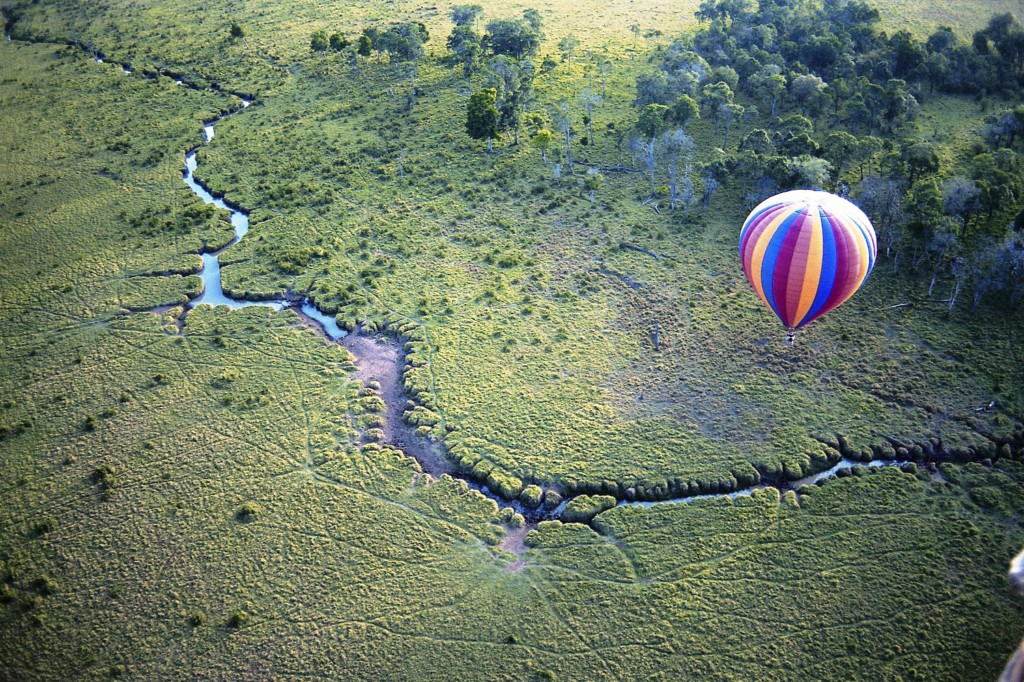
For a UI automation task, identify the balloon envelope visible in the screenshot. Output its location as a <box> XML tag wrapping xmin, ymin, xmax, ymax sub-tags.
<box><xmin>739</xmin><ymin>190</ymin><xmax>877</xmax><ymax>331</ymax></box>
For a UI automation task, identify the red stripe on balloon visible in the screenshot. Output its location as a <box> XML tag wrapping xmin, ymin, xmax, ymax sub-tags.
<box><xmin>771</xmin><ymin>209</ymin><xmax>808</xmax><ymax>328</ymax></box>
<box><xmin>817</xmin><ymin>217</ymin><xmax>854</xmax><ymax>320</ymax></box>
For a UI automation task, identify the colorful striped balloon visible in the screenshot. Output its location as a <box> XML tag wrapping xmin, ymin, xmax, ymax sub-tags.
<box><xmin>739</xmin><ymin>190</ymin><xmax>877</xmax><ymax>333</ymax></box>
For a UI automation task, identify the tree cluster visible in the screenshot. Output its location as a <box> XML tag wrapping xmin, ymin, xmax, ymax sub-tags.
<box><xmin>452</xmin><ymin>9</ymin><xmax>543</xmax><ymax>148</ymax></box>
<box><xmin>629</xmin><ymin>0</ymin><xmax>1024</xmax><ymax>310</ymax></box>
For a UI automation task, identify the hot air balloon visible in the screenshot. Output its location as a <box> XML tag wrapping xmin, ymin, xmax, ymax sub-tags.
<box><xmin>739</xmin><ymin>190</ymin><xmax>876</xmax><ymax>343</ymax></box>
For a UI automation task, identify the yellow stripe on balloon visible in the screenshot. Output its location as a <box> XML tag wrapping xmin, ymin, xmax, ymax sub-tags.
<box><xmin>750</xmin><ymin>208</ymin><xmax>792</xmax><ymax>304</ymax></box>
<box><xmin>837</xmin><ymin>213</ymin><xmax>870</xmax><ymax>289</ymax></box>
<box><xmin>794</xmin><ymin>208</ymin><xmax>823</xmax><ymax>324</ymax></box>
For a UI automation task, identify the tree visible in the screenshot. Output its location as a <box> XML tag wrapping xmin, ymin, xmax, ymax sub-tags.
<box><xmin>554</xmin><ymin>101</ymin><xmax>575</xmax><ymax>175</ymax></box>
<box><xmin>790</xmin><ymin>74</ymin><xmax>828</xmax><ymax>117</ymax></box>
<box><xmin>822</xmin><ymin>131</ymin><xmax>858</xmax><ymax>184</ymax></box>
<box><xmin>447</xmin><ymin>25</ymin><xmax>482</xmax><ymax>78</ymax></box>
<box><xmin>699</xmin><ymin>81</ymin><xmax>734</xmax><ymax>138</ymax></box>
<box><xmin>377</xmin><ymin>22</ymin><xmax>429</xmax><ymax>62</ymax></box>
<box><xmin>487</xmin><ymin>56</ymin><xmax>536</xmax><ymax>144</ymax></box>
<box><xmin>926</xmin><ymin>26</ymin><xmax>958</xmax><ymax>55</ymax></box>
<box><xmin>485</xmin><ymin>18</ymin><xmax>540</xmax><ymax>60</ymax></box>
<box><xmin>579</xmin><ymin>89</ymin><xmax>600</xmax><ymax>150</ymax></box>
<box><xmin>451</xmin><ymin>4</ymin><xmax>483</xmax><ymax>27</ymax></box>
<box><xmin>899</xmin><ymin>141</ymin><xmax>939</xmax><ymax>186</ymax></box>
<box><xmin>558</xmin><ymin>35</ymin><xmax>580</xmax><ymax>64</ymax></box>
<box><xmin>664</xmin><ymin>129</ymin><xmax>694</xmax><ymax>210</ymax></box>
<box><xmin>635</xmin><ymin>71</ymin><xmax>671</xmax><ymax>106</ymax></box>
<box><xmin>852</xmin><ymin>135</ymin><xmax>884</xmax><ymax>179</ymax></box>
<box><xmin>583</xmin><ymin>171</ymin><xmax>604</xmax><ymax>206</ymax></box>
<box><xmin>522</xmin><ymin>9</ymin><xmax>543</xmax><ymax>34</ymax></box>
<box><xmin>880</xmin><ymin>79</ymin><xmax>918</xmax><ymax>131</ymax></box>
<box><xmin>942</xmin><ymin>177</ymin><xmax>981</xmax><ymax>231</ymax></box>
<box><xmin>666</xmin><ymin>94</ymin><xmax>699</xmax><ymax>131</ymax></box>
<box><xmin>597</xmin><ymin>59</ymin><xmax>612</xmax><ymax>100</ymax></box>
<box><xmin>720</xmin><ymin>102</ymin><xmax>744</xmax><ymax>148</ymax></box>
<box><xmin>740</xmin><ymin>129</ymin><xmax>774</xmax><ymax>155</ymax></box>
<box><xmin>230</xmin><ymin>22</ymin><xmax>246</xmax><ymax>40</ymax></box>
<box><xmin>750</xmin><ymin>66</ymin><xmax>787</xmax><ymax>117</ymax></box>
<box><xmin>855</xmin><ymin>174</ymin><xmax>906</xmax><ymax>268</ymax></box>
<box><xmin>531</xmin><ymin>128</ymin><xmax>554</xmax><ymax>163</ymax></box>
<box><xmin>785</xmin><ymin>156</ymin><xmax>832</xmax><ymax>190</ymax></box>
<box><xmin>636</xmin><ymin>104</ymin><xmax>669</xmax><ymax>193</ymax></box>
<box><xmin>986</xmin><ymin>106</ymin><xmax>1024</xmax><ymax>149</ymax></box>
<box><xmin>970</xmin><ymin>150</ymin><xmax>1022</xmax><ymax>229</ymax></box>
<box><xmin>467</xmin><ymin>89</ymin><xmax>500</xmax><ymax>152</ymax></box>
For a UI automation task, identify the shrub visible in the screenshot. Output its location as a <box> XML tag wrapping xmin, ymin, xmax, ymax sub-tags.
<box><xmin>33</xmin><ymin>575</ymin><xmax>58</xmax><ymax>596</ymax></box>
<box><xmin>519</xmin><ymin>484</ymin><xmax>543</xmax><ymax>508</ymax></box>
<box><xmin>33</xmin><ymin>517</ymin><xmax>56</xmax><ymax>536</ymax></box>
<box><xmin>561</xmin><ymin>495</ymin><xmax>617</xmax><ymax>524</ymax></box>
<box><xmin>236</xmin><ymin>501</ymin><xmax>262</xmax><ymax>522</ymax></box>
<box><xmin>226</xmin><ymin>610</ymin><xmax>249</xmax><ymax>628</ymax></box>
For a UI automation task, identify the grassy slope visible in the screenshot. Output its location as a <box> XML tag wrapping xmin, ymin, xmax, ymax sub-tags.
<box><xmin>0</xmin><ymin>0</ymin><xmax>1023</xmax><ymax>679</ymax></box>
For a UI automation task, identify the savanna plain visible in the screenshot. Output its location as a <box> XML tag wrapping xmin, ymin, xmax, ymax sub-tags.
<box><xmin>1</xmin><ymin>0</ymin><xmax>1024</xmax><ymax>679</ymax></box>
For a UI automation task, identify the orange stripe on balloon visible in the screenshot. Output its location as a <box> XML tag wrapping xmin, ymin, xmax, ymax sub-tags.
<box><xmin>794</xmin><ymin>209</ymin><xmax>823</xmax><ymax>325</ymax></box>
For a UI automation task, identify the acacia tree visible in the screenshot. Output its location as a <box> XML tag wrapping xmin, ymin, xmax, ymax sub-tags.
<box><xmin>822</xmin><ymin>131</ymin><xmax>858</xmax><ymax>186</ymax></box>
<box><xmin>666</xmin><ymin>94</ymin><xmax>699</xmax><ymax>132</ymax></box>
<box><xmin>329</xmin><ymin>33</ymin><xmax>348</xmax><ymax>52</ymax></box>
<box><xmin>699</xmin><ymin>81</ymin><xmax>734</xmax><ymax>137</ymax></box>
<box><xmin>467</xmin><ymin>88</ymin><xmax>500</xmax><ymax>152</ymax></box>
<box><xmin>559</xmin><ymin>35</ymin><xmax>580</xmax><ymax>64</ymax></box>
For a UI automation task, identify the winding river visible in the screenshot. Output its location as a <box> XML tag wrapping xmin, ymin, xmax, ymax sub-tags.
<box><xmin>175</xmin><ymin>86</ymin><xmax>942</xmax><ymax>526</ymax></box>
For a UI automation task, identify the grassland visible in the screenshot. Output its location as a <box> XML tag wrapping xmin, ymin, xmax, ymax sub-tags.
<box><xmin>1</xmin><ymin>0</ymin><xmax>1023</xmax><ymax>678</ymax></box>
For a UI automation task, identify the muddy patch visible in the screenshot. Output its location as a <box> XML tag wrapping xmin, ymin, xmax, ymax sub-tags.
<box><xmin>500</xmin><ymin>524</ymin><xmax>535</xmax><ymax>572</ymax></box>
<box><xmin>341</xmin><ymin>332</ymin><xmax>455</xmax><ymax>479</ymax></box>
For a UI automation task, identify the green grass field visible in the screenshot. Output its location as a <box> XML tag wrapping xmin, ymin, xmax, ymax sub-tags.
<box><xmin>1</xmin><ymin>0</ymin><xmax>1023</xmax><ymax>678</ymax></box>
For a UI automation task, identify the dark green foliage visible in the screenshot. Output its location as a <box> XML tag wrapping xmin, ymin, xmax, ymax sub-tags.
<box><xmin>329</xmin><ymin>33</ymin><xmax>348</xmax><ymax>52</ymax></box>
<box><xmin>484</xmin><ymin>17</ymin><xmax>540</xmax><ymax>60</ymax></box>
<box><xmin>364</xmin><ymin>22</ymin><xmax>428</xmax><ymax>62</ymax></box>
<box><xmin>450</xmin><ymin>4</ymin><xmax>483</xmax><ymax>27</ymax></box>
<box><xmin>310</xmin><ymin>30</ymin><xmax>328</xmax><ymax>54</ymax></box>
<box><xmin>466</xmin><ymin>88</ymin><xmax>499</xmax><ymax>143</ymax></box>
<box><xmin>356</xmin><ymin>35</ymin><xmax>371</xmax><ymax>57</ymax></box>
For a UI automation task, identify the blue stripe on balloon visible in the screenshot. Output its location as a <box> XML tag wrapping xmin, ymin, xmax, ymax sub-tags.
<box><xmin>760</xmin><ymin>208</ymin><xmax>801</xmax><ymax>325</ymax></box>
<box><xmin>799</xmin><ymin>208</ymin><xmax>838</xmax><ymax>328</ymax></box>
<box><xmin>850</xmin><ymin>216</ymin><xmax>876</xmax><ymax>274</ymax></box>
